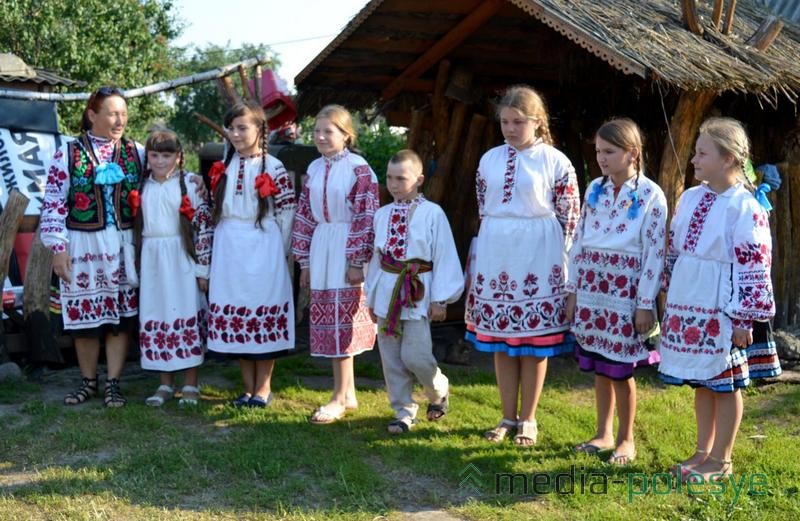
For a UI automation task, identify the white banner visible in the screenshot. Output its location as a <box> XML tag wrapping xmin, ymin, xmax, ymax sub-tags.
<box><xmin>0</xmin><ymin>128</ymin><xmax>74</xmax><ymax>215</ymax></box>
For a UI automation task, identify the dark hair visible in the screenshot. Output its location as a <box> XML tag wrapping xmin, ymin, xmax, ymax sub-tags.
<box><xmin>594</xmin><ymin>117</ymin><xmax>644</xmax><ymax>192</ymax></box>
<box><xmin>81</xmin><ymin>86</ymin><xmax>126</xmax><ymax>132</ymax></box>
<box><xmin>212</xmin><ymin>102</ymin><xmax>270</xmax><ymax>228</ymax></box>
<box><xmin>142</xmin><ymin>127</ymin><xmax>197</xmax><ymax>262</ymax></box>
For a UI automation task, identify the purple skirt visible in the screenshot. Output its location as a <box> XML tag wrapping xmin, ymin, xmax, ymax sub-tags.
<box><xmin>574</xmin><ymin>344</ymin><xmax>659</xmax><ymax>380</ymax></box>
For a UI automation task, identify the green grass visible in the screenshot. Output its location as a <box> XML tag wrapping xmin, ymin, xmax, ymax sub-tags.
<box><xmin>0</xmin><ymin>354</ymin><xmax>798</xmax><ymax>520</ymax></box>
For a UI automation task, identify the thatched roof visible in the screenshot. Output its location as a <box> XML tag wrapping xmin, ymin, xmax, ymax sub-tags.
<box><xmin>296</xmin><ymin>0</ymin><xmax>800</xmax><ymax>114</ymax></box>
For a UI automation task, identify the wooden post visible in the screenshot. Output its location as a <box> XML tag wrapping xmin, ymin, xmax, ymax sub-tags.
<box><xmin>788</xmin><ymin>163</ymin><xmax>800</xmax><ymax>325</ymax></box>
<box><xmin>657</xmin><ymin>89</ymin><xmax>717</xmax><ymax>213</ymax></box>
<box><xmin>425</xmin><ymin>102</ymin><xmax>469</xmax><ymax>203</ymax></box>
<box><xmin>712</xmin><ymin>0</ymin><xmax>724</xmax><ymax>29</ymax></box>
<box><xmin>745</xmin><ymin>16</ymin><xmax>784</xmax><ymax>51</ymax></box>
<box><xmin>238</xmin><ymin>65</ymin><xmax>253</xmax><ymax>101</ymax></box>
<box><xmin>217</xmin><ymin>75</ymin><xmax>242</xmax><ymax>107</ymax></box>
<box><xmin>406</xmin><ymin>109</ymin><xmax>426</xmax><ymax>152</ymax></box>
<box><xmin>681</xmin><ymin>0</ymin><xmax>704</xmax><ymax>35</ymax></box>
<box><xmin>0</xmin><ymin>190</ymin><xmax>28</xmax><ymax>361</ymax></box>
<box><xmin>22</xmin><ymin>226</ymin><xmax>64</xmax><ymax>363</ymax></box>
<box><xmin>432</xmin><ymin>60</ymin><xmax>452</xmax><ymax>155</ymax></box>
<box><xmin>193</xmin><ymin>112</ymin><xmax>227</xmax><ymax>139</ymax></box>
<box><xmin>451</xmin><ymin>113</ymin><xmax>488</xmax><ymax>254</ymax></box>
<box><xmin>253</xmin><ymin>65</ymin><xmax>263</xmax><ymax>104</ymax></box>
<box><xmin>723</xmin><ymin>0</ymin><xmax>737</xmax><ymax>35</ymax></box>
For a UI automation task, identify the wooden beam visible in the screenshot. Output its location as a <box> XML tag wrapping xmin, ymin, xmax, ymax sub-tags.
<box><xmin>425</xmin><ymin>102</ymin><xmax>470</xmax><ymax>203</ymax></box>
<box><xmin>23</xmin><ymin>223</ymin><xmax>63</xmax><ymax>364</ymax></box>
<box><xmin>381</xmin><ymin>0</ymin><xmax>504</xmax><ymax>100</ymax></box>
<box><xmin>681</xmin><ymin>0</ymin><xmax>704</xmax><ymax>36</ymax></box>
<box><xmin>253</xmin><ymin>64</ymin><xmax>263</xmax><ymax>103</ymax></box>
<box><xmin>217</xmin><ymin>75</ymin><xmax>242</xmax><ymax>107</ymax></box>
<box><xmin>238</xmin><ymin>65</ymin><xmax>253</xmax><ymax>101</ymax></box>
<box><xmin>745</xmin><ymin>15</ymin><xmax>784</xmax><ymax>51</ymax></box>
<box><xmin>712</xmin><ymin>0</ymin><xmax>724</xmax><ymax>29</ymax></box>
<box><xmin>432</xmin><ymin>60</ymin><xmax>452</xmax><ymax>156</ymax></box>
<box><xmin>406</xmin><ymin>108</ymin><xmax>427</xmax><ymax>152</ymax></box>
<box><xmin>657</xmin><ymin>89</ymin><xmax>717</xmax><ymax>213</ymax></box>
<box><xmin>723</xmin><ymin>0</ymin><xmax>737</xmax><ymax>35</ymax></box>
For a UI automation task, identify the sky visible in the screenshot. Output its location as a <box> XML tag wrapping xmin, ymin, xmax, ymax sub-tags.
<box><xmin>172</xmin><ymin>0</ymin><xmax>370</xmax><ymax>89</ymax></box>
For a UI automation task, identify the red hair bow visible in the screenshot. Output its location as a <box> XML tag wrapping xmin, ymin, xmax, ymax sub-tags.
<box><xmin>179</xmin><ymin>195</ymin><xmax>195</xmax><ymax>221</ymax></box>
<box><xmin>208</xmin><ymin>161</ymin><xmax>226</xmax><ymax>193</ymax></box>
<box><xmin>255</xmin><ymin>173</ymin><xmax>279</xmax><ymax>198</ymax></box>
<box><xmin>127</xmin><ymin>189</ymin><xmax>140</xmax><ymax>217</ymax></box>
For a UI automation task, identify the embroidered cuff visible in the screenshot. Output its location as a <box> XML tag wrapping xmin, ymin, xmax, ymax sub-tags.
<box><xmin>565</xmin><ymin>282</ymin><xmax>577</xmax><ymax>293</ymax></box>
<box><xmin>297</xmin><ymin>257</ymin><xmax>310</xmax><ymax>269</ymax></box>
<box><xmin>51</xmin><ymin>242</ymin><xmax>67</xmax><ymax>254</ymax></box>
<box><xmin>637</xmin><ymin>297</ymin><xmax>656</xmax><ymax>310</ymax></box>
<box><xmin>731</xmin><ymin>317</ymin><xmax>753</xmax><ymax>331</ymax></box>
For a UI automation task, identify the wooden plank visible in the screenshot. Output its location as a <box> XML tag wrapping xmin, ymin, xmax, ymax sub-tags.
<box><xmin>237</xmin><ymin>65</ymin><xmax>253</xmax><ymax>101</ymax></box>
<box><xmin>773</xmin><ymin>164</ymin><xmax>791</xmax><ymax>326</ymax></box>
<box><xmin>406</xmin><ymin>108</ymin><xmax>427</xmax><ymax>152</ymax></box>
<box><xmin>657</xmin><ymin>89</ymin><xmax>717</xmax><ymax>214</ymax></box>
<box><xmin>0</xmin><ymin>190</ymin><xmax>28</xmax><ymax>362</ymax></box>
<box><xmin>381</xmin><ymin>0</ymin><xmax>482</xmax><ymax>15</ymax></box>
<box><xmin>23</xmin><ymin>222</ymin><xmax>64</xmax><ymax>364</ymax></box>
<box><xmin>382</xmin><ymin>0</ymin><xmax>505</xmax><ymax>100</ymax></box>
<box><xmin>789</xmin><ymin>163</ymin><xmax>800</xmax><ymax>325</ymax></box>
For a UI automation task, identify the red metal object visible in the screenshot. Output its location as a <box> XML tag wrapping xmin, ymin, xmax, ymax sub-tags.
<box><xmin>249</xmin><ymin>70</ymin><xmax>297</xmax><ymax>130</ymax></box>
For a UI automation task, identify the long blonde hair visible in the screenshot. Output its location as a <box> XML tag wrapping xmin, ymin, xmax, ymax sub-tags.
<box><xmin>316</xmin><ymin>104</ymin><xmax>357</xmax><ymax>149</ymax></box>
<box><xmin>496</xmin><ymin>85</ymin><xmax>553</xmax><ymax>145</ymax></box>
<box><xmin>698</xmin><ymin>117</ymin><xmax>754</xmax><ymax>189</ymax></box>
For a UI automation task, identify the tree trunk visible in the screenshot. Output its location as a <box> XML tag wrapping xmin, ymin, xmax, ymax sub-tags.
<box><xmin>425</xmin><ymin>102</ymin><xmax>469</xmax><ymax>203</ymax></box>
<box><xmin>657</xmin><ymin>89</ymin><xmax>717</xmax><ymax>213</ymax></box>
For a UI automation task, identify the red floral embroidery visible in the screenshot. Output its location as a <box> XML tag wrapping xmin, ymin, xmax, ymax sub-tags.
<box><xmin>74</xmin><ymin>192</ymin><xmax>91</xmax><ymax>211</ymax></box>
<box><xmin>683</xmin><ymin>192</ymin><xmax>716</xmax><ymax>252</ymax></box>
<box><xmin>385</xmin><ymin>206</ymin><xmax>409</xmax><ymax>259</ymax></box>
<box><xmin>660</xmin><ymin>303</ymin><xmax>727</xmax><ymax>355</ymax></box>
<box><xmin>140</xmin><ymin>311</ymin><xmax>206</xmax><ymax>363</ymax></box>
<box><xmin>235</xmin><ymin>157</ymin><xmax>246</xmax><ymax>195</ymax></box>
<box><xmin>208</xmin><ymin>301</ymin><xmax>291</xmax><ymax>344</ymax></box>
<box><xmin>309</xmin><ymin>287</ymin><xmax>375</xmax><ymax>357</ymax></box>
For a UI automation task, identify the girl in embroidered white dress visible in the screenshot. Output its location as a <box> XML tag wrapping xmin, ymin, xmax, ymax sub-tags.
<box><xmin>291</xmin><ymin>105</ymin><xmax>379</xmax><ymax>424</ymax></box>
<box><xmin>138</xmin><ymin>128</ymin><xmax>213</xmax><ymax>407</ymax></box>
<box><xmin>465</xmin><ymin>86</ymin><xmax>580</xmax><ymax>446</ymax></box>
<box><xmin>659</xmin><ymin>117</ymin><xmax>780</xmax><ymax>483</ymax></box>
<box><xmin>207</xmin><ymin>102</ymin><xmax>296</xmax><ymax>408</ymax></box>
<box><xmin>565</xmin><ymin>119</ymin><xmax>666</xmax><ymax>465</ymax></box>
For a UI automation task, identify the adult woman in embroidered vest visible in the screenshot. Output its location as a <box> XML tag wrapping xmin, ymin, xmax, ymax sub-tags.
<box><xmin>41</xmin><ymin>87</ymin><xmax>143</xmax><ymax>408</ymax></box>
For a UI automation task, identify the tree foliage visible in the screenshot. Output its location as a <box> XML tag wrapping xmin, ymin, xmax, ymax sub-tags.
<box><xmin>169</xmin><ymin>43</ymin><xmax>278</xmax><ymax>150</ymax></box>
<box><xmin>1</xmin><ymin>0</ymin><xmax>181</xmax><ymax>139</ymax></box>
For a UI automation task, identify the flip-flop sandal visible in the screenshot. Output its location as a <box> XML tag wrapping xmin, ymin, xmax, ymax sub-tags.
<box><xmin>146</xmin><ymin>385</ymin><xmax>175</xmax><ymax>407</ymax></box>
<box><xmin>309</xmin><ymin>405</ymin><xmax>344</xmax><ymax>424</ymax></box>
<box><xmin>387</xmin><ymin>418</ymin><xmax>415</xmax><ymax>434</ymax></box>
<box><xmin>426</xmin><ymin>394</ymin><xmax>449</xmax><ymax>421</ymax></box>
<box><xmin>485</xmin><ymin>418</ymin><xmax>517</xmax><ymax>443</ymax></box>
<box><xmin>574</xmin><ymin>441</ymin><xmax>614</xmax><ymax>455</ymax></box>
<box><xmin>607</xmin><ymin>451</ymin><xmax>636</xmax><ymax>466</ymax></box>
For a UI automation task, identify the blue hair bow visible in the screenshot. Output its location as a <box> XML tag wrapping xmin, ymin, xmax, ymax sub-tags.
<box><xmin>95</xmin><ymin>162</ymin><xmax>125</xmax><ymax>185</ymax></box>
<box><xmin>627</xmin><ymin>190</ymin><xmax>641</xmax><ymax>219</ymax></box>
<box><xmin>586</xmin><ymin>181</ymin><xmax>604</xmax><ymax>209</ymax></box>
<box><xmin>754</xmin><ymin>183</ymin><xmax>773</xmax><ymax>212</ymax></box>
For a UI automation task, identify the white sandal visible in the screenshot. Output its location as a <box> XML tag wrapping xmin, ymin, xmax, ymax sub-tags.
<box><xmin>146</xmin><ymin>385</ymin><xmax>174</xmax><ymax>407</ymax></box>
<box><xmin>178</xmin><ymin>385</ymin><xmax>201</xmax><ymax>407</ymax></box>
<box><xmin>485</xmin><ymin>418</ymin><xmax>517</xmax><ymax>443</ymax></box>
<box><xmin>514</xmin><ymin>420</ymin><xmax>538</xmax><ymax>446</ymax></box>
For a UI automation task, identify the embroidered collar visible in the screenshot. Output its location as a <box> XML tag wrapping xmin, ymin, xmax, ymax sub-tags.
<box><xmin>238</xmin><ymin>152</ymin><xmax>262</xmax><ymax>160</ymax></box>
<box><xmin>87</xmin><ymin>131</ymin><xmax>116</xmax><ymax>147</ymax></box>
<box><xmin>701</xmin><ymin>181</ymin><xmax>740</xmax><ymax>198</ymax></box>
<box><xmin>323</xmin><ymin>148</ymin><xmax>350</xmax><ymax>164</ymax></box>
<box><xmin>505</xmin><ymin>137</ymin><xmax>543</xmax><ymax>153</ymax></box>
<box><xmin>394</xmin><ymin>194</ymin><xmax>425</xmax><ymax>207</ymax></box>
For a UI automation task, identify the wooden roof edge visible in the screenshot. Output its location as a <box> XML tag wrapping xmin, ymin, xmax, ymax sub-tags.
<box><xmin>509</xmin><ymin>0</ymin><xmax>648</xmax><ymax>79</ymax></box>
<box><xmin>295</xmin><ymin>0</ymin><xmax>386</xmax><ymax>85</ymax></box>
